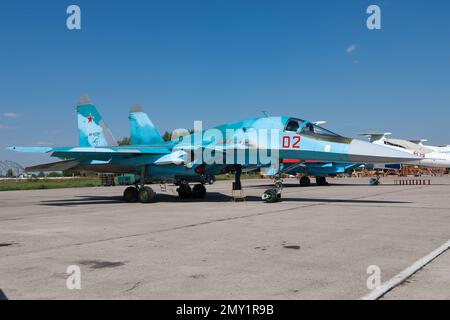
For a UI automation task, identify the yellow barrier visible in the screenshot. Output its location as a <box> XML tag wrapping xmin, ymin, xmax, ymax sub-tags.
<box><xmin>394</xmin><ymin>179</ymin><xmax>431</xmax><ymax>185</ymax></box>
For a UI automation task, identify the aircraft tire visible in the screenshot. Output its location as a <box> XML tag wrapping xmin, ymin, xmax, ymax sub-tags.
<box><xmin>299</xmin><ymin>176</ymin><xmax>311</xmax><ymax>187</ymax></box>
<box><xmin>262</xmin><ymin>189</ymin><xmax>278</xmax><ymax>203</ymax></box>
<box><xmin>138</xmin><ymin>186</ymin><xmax>156</xmax><ymax>203</ymax></box>
<box><xmin>192</xmin><ymin>184</ymin><xmax>207</xmax><ymax>199</ymax></box>
<box><xmin>177</xmin><ymin>185</ymin><xmax>192</xmax><ymax>199</ymax></box>
<box><xmin>123</xmin><ymin>187</ymin><xmax>139</xmax><ymax>203</ymax></box>
<box><xmin>316</xmin><ymin>177</ymin><xmax>327</xmax><ymax>186</ymax></box>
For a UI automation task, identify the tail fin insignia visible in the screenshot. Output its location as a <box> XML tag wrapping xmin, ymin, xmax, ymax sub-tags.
<box><xmin>76</xmin><ymin>97</ymin><xmax>118</xmax><ymax>147</ymax></box>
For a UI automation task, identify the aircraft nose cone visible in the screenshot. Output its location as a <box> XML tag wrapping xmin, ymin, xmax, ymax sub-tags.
<box><xmin>348</xmin><ymin>140</ymin><xmax>420</xmax><ymax>163</ymax></box>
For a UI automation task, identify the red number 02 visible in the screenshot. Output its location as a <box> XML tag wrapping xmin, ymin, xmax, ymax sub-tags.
<box><xmin>282</xmin><ymin>136</ymin><xmax>290</xmax><ymax>148</ymax></box>
<box><xmin>292</xmin><ymin>136</ymin><xmax>301</xmax><ymax>149</ymax></box>
<box><xmin>282</xmin><ymin>136</ymin><xmax>301</xmax><ymax>149</ymax></box>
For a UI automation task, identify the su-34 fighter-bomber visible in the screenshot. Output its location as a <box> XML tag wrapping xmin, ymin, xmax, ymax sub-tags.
<box><xmin>7</xmin><ymin>97</ymin><xmax>419</xmax><ymax>203</ymax></box>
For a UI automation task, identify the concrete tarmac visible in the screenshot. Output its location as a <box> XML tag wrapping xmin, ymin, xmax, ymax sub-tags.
<box><xmin>0</xmin><ymin>177</ymin><xmax>449</xmax><ymax>300</ymax></box>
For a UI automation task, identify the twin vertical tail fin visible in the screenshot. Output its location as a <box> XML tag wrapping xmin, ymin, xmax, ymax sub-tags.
<box><xmin>76</xmin><ymin>98</ymin><xmax>163</xmax><ymax>147</ymax></box>
<box><xmin>359</xmin><ymin>132</ymin><xmax>392</xmax><ymax>143</ymax></box>
<box><xmin>76</xmin><ymin>96</ymin><xmax>118</xmax><ymax>147</ymax></box>
<box><xmin>129</xmin><ymin>105</ymin><xmax>164</xmax><ymax>145</ymax></box>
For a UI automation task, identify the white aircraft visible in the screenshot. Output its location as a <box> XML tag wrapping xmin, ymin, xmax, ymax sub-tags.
<box><xmin>361</xmin><ymin>133</ymin><xmax>450</xmax><ymax>168</ymax></box>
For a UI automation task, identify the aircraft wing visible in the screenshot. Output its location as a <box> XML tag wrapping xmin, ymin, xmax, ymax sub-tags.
<box><xmin>25</xmin><ymin>159</ymin><xmax>81</xmax><ymax>172</ymax></box>
<box><xmin>24</xmin><ymin>159</ymin><xmax>137</xmax><ymax>174</ymax></box>
<box><xmin>8</xmin><ymin>146</ymin><xmax>171</xmax><ymax>161</ymax></box>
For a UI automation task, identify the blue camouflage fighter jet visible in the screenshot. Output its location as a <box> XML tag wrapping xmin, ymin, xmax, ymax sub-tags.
<box><xmin>8</xmin><ymin>97</ymin><xmax>418</xmax><ymax>203</ymax></box>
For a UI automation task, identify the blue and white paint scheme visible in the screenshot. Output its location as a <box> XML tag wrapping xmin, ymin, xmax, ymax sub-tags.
<box><xmin>129</xmin><ymin>105</ymin><xmax>164</xmax><ymax>146</ymax></box>
<box><xmin>76</xmin><ymin>96</ymin><xmax>118</xmax><ymax>148</ymax></box>
<box><xmin>7</xmin><ymin>97</ymin><xmax>419</xmax><ymax>203</ymax></box>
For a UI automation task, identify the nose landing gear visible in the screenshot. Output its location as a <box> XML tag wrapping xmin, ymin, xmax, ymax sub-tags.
<box><xmin>262</xmin><ymin>176</ymin><xmax>283</xmax><ymax>203</ymax></box>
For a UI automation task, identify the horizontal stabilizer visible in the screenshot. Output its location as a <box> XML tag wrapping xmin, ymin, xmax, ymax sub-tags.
<box><xmin>7</xmin><ymin>147</ymin><xmax>53</xmax><ymax>153</ymax></box>
<box><xmin>26</xmin><ymin>159</ymin><xmax>80</xmax><ymax>172</ymax></box>
<box><xmin>50</xmin><ymin>146</ymin><xmax>171</xmax><ymax>161</ymax></box>
<box><xmin>9</xmin><ymin>145</ymin><xmax>171</xmax><ymax>163</ymax></box>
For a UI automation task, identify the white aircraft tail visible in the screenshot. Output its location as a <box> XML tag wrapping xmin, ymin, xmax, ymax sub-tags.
<box><xmin>408</xmin><ymin>139</ymin><xmax>428</xmax><ymax>146</ymax></box>
<box><xmin>359</xmin><ymin>132</ymin><xmax>392</xmax><ymax>143</ymax></box>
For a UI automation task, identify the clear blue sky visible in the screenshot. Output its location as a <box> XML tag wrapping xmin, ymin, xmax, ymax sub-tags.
<box><xmin>1</xmin><ymin>0</ymin><xmax>449</xmax><ymax>166</ymax></box>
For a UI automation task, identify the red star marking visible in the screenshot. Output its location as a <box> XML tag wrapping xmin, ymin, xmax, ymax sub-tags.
<box><xmin>87</xmin><ymin>114</ymin><xmax>94</xmax><ymax>123</ymax></box>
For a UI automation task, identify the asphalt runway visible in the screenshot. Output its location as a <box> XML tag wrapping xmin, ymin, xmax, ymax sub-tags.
<box><xmin>0</xmin><ymin>177</ymin><xmax>449</xmax><ymax>300</ymax></box>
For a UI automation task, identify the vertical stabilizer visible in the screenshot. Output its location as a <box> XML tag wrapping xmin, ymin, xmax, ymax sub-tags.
<box><xmin>359</xmin><ymin>132</ymin><xmax>392</xmax><ymax>143</ymax></box>
<box><xmin>76</xmin><ymin>96</ymin><xmax>118</xmax><ymax>147</ymax></box>
<box><xmin>129</xmin><ymin>105</ymin><xmax>164</xmax><ymax>145</ymax></box>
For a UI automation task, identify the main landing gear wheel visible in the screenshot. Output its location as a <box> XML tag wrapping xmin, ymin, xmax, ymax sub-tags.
<box><xmin>262</xmin><ymin>189</ymin><xmax>280</xmax><ymax>203</ymax></box>
<box><xmin>123</xmin><ymin>187</ymin><xmax>139</xmax><ymax>203</ymax></box>
<box><xmin>138</xmin><ymin>186</ymin><xmax>156</xmax><ymax>203</ymax></box>
<box><xmin>299</xmin><ymin>176</ymin><xmax>311</xmax><ymax>187</ymax></box>
<box><xmin>192</xmin><ymin>184</ymin><xmax>207</xmax><ymax>199</ymax></box>
<box><xmin>177</xmin><ymin>184</ymin><xmax>192</xmax><ymax>199</ymax></box>
<box><xmin>316</xmin><ymin>177</ymin><xmax>327</xmax><ymax>186</ymax></box>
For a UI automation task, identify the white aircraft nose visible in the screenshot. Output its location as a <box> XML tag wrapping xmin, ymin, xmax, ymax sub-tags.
<box><xmin>348</xmin><ymin>140</ymin><xmax>420</xmax><ymax>163</ymax></box>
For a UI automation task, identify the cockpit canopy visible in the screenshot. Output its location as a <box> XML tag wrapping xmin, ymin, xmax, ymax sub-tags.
<box><xmin>284</xmin><ymin>118</ymin><xmax>341</xmax><ymax>138</ymax></box>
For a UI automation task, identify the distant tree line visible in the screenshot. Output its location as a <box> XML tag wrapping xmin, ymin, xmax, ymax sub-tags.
<box><xmin>117</xmin><ymin>131</ymin><xmax>181</xmax><ymax>146</ymax></box>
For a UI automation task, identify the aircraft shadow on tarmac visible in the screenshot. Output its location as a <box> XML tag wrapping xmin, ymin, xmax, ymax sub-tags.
<box><xmin>274</xmin><ymin>182</ymin><xmax>450</xmax><ymax>187</ymax></box>
<box><xmin>254</xmin><ymin>183</ymin><xmax>420</xmax><ymax>188</ymax></box>
<box><xmin>0</xmin><ymin>289</ymin><xmax>8</xmax><ymax>301</ymax></box>
<box><xmin>38</xmin><ymin>192</ymin><xmax>409</xmax><ymax>206</ymax></box>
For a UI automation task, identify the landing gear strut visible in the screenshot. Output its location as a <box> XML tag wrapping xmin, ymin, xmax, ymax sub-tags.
<box><xmin>231</xmin><ymin>165</ymin><xmax>246</xmax><ymax>201</ymax></box>
<box><xmin>233</xmin><ymin>165</ymin><xmax>242</xmax><ymax>191</ymax></box>
<box><xmin>262</xmin><ymin>176</ymin><xmax>282</xmax><ymax>203</ymax></box>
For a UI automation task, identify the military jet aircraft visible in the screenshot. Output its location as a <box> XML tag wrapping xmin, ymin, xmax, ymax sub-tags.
<box><xmin>361</xmin><ymin>133</ymin><xmax>450</xmax><ymax>168</ymax></box>
<box><xmin>260</xmin><ymin>121</ymin><xmax>362</xmax><ymax>187</ymax></box>
<box><xmin>8</xmin><ymin>97</ymin><xmax>418</xmax><ymax>203</ymax></box>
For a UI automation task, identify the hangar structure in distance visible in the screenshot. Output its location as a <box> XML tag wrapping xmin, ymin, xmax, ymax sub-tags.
<box><xmin>0</xmin><ymin>160</ymin><xmax>24</xmax><ymax>177</ymax></box>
